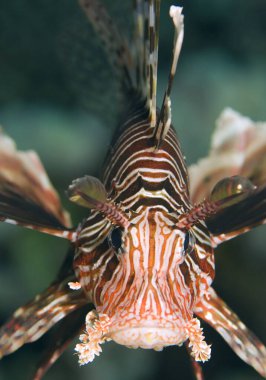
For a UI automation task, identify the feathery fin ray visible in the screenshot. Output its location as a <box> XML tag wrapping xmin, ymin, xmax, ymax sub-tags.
<box><xmin>177</xmin><ymin>175</ymin><xmax>265</xmax><ymax>233</ymax></box>
<box><xmin>0</xmin><ymin>130</ymin><xmax>73</xmax><ymax>239</ymax></box>
<box><xmin>32</xmin><ymin>305</ymin><xmax>91</xmax><ymax>380</ymax></box>
<box><xmin>133</xmin><ymin>0</ymin><xmax>145</xmax><ymax>95</ymax></box>
<box><xmin>0</xmin><ymin>276</ymin><xmax>87</xmax><ymax>359</ymax></box>
<box><xmin>133</xmin><ymin>0</ymin><xmax>160</xmax><ymax>125</ymax></box>
<box><xmin>195</xmin><ymin>288</ymin><xmax>266</xmax><ymax>377</ymax></box>
<box><xmin>146</xmin><ymin>0</ymin><xmax>160</xmax><ymax>127</ymax></box>
<box><xmin>154</xmin><ymin>6</ymin><xmax>184</xmax><ymax>148</ymax></box>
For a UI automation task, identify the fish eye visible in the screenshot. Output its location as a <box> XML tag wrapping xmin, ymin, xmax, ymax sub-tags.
<box><xmin>108</xmin><ymin>227</ymin><xmax>123</xmax><ymax>252</ymax></box>
<box><xmin>183</xmin><ymin>230</ymin><xmax>195</xmax><ymax>255</ymax></box>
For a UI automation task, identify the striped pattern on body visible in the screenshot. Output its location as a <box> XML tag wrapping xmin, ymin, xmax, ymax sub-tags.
<box><xmin>74</xmin><ymin>104</ymin><xmax>214</xmax><ymax>330</ymax></box>
<box><xmin>103</xmin><ymin>107</ymin><xmax>189</xmax><ymax>212</ymax></box>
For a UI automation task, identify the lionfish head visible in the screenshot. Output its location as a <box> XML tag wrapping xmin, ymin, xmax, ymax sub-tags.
<box><xmin>105</xmin><ymin>211</ymin><xmax>214</xmax><ymax>354</ymax></box>
<box><xmin>68</xmin><ymin>176</ymin><xmax>215</xmax><ymax>364</ymax></box>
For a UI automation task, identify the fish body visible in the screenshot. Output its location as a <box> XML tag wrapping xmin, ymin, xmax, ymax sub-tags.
<box><xmin>74</xmin><ymin>106</ymin><xmax>214</xmax><ymax>353</ymax></box>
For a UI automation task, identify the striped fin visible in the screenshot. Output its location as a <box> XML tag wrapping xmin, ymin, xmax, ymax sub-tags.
<box><xmin>187</xmin><ymin>108</ymin><xmax>266</xmax><ymax>244</ymax></box>
<box><xmin>32</xmin><ymin>305</ymin><xmax>91</xmax><ymax>380</ymax></box>
<box><xmin>0</xmin><ymin>131</ymin><xmax>73</xmax><ymax>238</ymax></box>
<box><xmin>133</xmin><ymin>0</ymin><xmax>160</xmax><ymax>125</ymax></box>
<box><xmin>189</xmin><ymin>108</ymin><xmax>266</xmax><ymax>204</ymax></box>
<box><xmin>206</xmin><ymin>183</ymin><xmax>266</xmax><ymax>244</ymax></box>
<box><xmin>154</xmin><ymin>6</ymin><xmax>184</xmax><ymax>148</ymax></box>
<box><xmin>177</xmin><ymin>179</ymin><xmax>266</xmax><ymax>243</ymax></box>
<box><xmin>145</xmin><ymin>0</ymin><xmax>160</xmax><ymax>127</ymax></box>
<box><xmin>133</xmin><ymin>0</ymin><xmax>145</xmax><ymax>96</ymax></box>
<box><xmin>177</xmin><ymin>192</ymin><xmax>247</xmax><ymax>230</ymax></box>
<box><xmin>177</xmin><ymin>176</ymin><xmax>257</xmax><ymax>230</ymax></box>
<box><xmin>0</xmin><ymin>275</ymin><xmax>87</xmax><ymax>358</ymax></box>
<box><xmin>78</xmin><ymin>0</ymin><xmax>134</xmax><ymax>91</ymax></box>
<box><xmin>195</xmin><ymin>288</ymin><xmax>266</xmax><ymax>378</ymax></box>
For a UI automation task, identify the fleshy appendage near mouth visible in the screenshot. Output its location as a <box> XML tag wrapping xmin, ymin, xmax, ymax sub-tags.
<box><xmin>75</xmin><ymin>311</ymin><xmax>211</xmax><ymax>365</ymax></box>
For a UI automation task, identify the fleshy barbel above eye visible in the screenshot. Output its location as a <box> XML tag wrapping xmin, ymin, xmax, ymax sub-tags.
<box><xmin>183</xmin><ymin>230</ymin><xmax>196</xmax><ymax>255</ymax></box>
<box><xmin>108</xmin><ymin>227</ymin><xmax>123</xmax><ymax>253</ymax></box>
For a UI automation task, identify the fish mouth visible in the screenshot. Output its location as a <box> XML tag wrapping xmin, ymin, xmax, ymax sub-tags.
<box><xmin>109</xmin><ymin>324</ymin><xmax>186</xmax><ymax>350</ymax></box>
<box><xmin>74</xmin><ymin>311</ymin><xmax>211</xmax><ymax>365</ymax></box>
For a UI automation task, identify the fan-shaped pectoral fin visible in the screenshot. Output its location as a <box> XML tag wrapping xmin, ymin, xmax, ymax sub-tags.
<box><xmin>0</xmin><ymin>275</ymin><xmax>88</xmax><ymax>359</ymax></box>
<box><xmin>207</xmin><ymin>183</ymin><xmax>266</xmax><ymax>246</ymax></box>
<box><xmin>194</xmin><ymin>288</ymin><xmax>266</xmax><ymax>378</ymax></box>
<box><xmin>32</xmin><ymin>304</ymin><xmax>92</xmax><ymax>380</ymax></box>
<box><xmin>0</xmin><ymin>131</ymin><xmax>74</xmax><ymax>239</ymax></box>
<box><xmin>189</xmin><ymin>108</ymin><xmax>266</xmax><ymax>205</ymax></box>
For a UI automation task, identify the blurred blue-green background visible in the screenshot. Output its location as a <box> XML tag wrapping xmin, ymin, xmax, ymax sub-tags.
<box><xmin>0</xmin><ymin>0</ymin><xmax>266</xmax><ymax>379</ymax></box>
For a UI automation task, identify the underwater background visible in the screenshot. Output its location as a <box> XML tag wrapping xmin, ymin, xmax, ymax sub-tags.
<box><xmin>0</xmin><ymin>0</ymin><xmax>266</xmax><ymax>379</ymax></box>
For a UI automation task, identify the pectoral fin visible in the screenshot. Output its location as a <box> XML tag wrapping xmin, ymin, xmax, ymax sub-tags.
<box><xmin>195</xmin><ymin>288</ymin><xmax>266</xmax><ymax>377</ymax></box>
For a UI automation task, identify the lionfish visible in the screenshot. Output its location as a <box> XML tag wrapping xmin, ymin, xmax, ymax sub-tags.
<box><xmin>0</xmin><ymin>0</ymin><xmax>266</xmax><ymax>379</ymax></box>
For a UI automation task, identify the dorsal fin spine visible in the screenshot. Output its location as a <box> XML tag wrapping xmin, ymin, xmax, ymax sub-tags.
<box><xmin>154</xmin><ymin>6</ymin><xmax>184</xmax><ymax>148</ymax></box>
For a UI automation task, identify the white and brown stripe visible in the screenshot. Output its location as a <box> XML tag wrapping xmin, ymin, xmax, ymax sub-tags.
<box><xmin>72</xmin><ymin>0</ymin><xmax>214</xmax><ymax>359</ymax></box>
<box><xmin>74</xmin><ymin>103</ymin><xmax>214</xmax><ymax>346</ymax></box>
